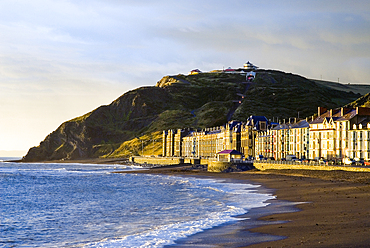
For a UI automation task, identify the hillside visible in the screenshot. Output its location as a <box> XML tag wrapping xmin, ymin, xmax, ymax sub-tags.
<box><xmin>345</xmin><ymin>92</ymin><xmax>370</xmax><ymax>108</ymax></box>
<box><xmin>312</xmin><ymin>79</ymin><xmax>370</xmax><ymax>95</ymax></box>
<box><xmin>23</xmin><ymin>70</ymin><xmax>364</xmax><ymax>162</ymax></box>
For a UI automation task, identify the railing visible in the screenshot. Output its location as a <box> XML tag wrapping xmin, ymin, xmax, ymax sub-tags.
<box><xmin>231</xmin><ymin>159</ymin><xmax>254</xmax><ymax>164</ymax></box>
<box><xmin>255</xmin><ymin>160</ymin><xmax>343</xmax><ymax>167</ymax></box>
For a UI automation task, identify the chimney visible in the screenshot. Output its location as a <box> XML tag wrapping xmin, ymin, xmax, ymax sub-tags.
<box><xmin>356</xmin><ymin>107</ymin><xmax>370</xmax><ymax>116</ymax></box>
<box><xmin>318</xmin><ymin>107</ymin><xmax>327</xmax><ymax>116</ymax></box>
<box><xmin>340</xmin><ymin>107</ymin><xmax>353</xmax><ymax>116</ymax></box>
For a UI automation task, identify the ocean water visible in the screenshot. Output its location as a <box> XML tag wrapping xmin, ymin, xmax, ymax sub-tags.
<box><xmin>0</xmin><ymin>160</ymin><xmax>276</xmax><ymax>248</ymax></box>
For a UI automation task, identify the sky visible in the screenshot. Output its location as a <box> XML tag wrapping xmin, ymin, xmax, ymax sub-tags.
<box><xmin>0</xmin><ymin>0</ymin><xmax>369</xmax><ymax>157</ymax></box>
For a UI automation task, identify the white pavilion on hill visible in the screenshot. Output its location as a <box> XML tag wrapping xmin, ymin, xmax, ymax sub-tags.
<box><xmin>243</xmin><ymin>61</ymin><xmax>258</xmax><ymax>70</ymax></box>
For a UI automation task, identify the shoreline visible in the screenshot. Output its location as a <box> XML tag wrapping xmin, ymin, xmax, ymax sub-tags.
<box><xmin>165</xmin><ymin>179</ymin><xmax>300</xmax><ymax>247</ymax></box>
<box><xmin>13</xmin><ymin>159</ymin><xmax>370</xmax><ymax>246</ymax></box>
<box><xmin>121</xmin><ymin>166</ymin><xmax>370</xmax><ymax>247</ymax></box>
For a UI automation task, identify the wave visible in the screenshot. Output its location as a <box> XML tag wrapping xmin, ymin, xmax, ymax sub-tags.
<box><xmin>1</xmin><ymin>164</ymin><xmax>276</xmax><ymax>248</ymax></box>
<box><xmin>85</xmin><ymin>205</ymin><xmax>247</xmax><ymax>248</ymax></box>
<box><xmin>84</xmin><ymin>177</ymin><xmax>275</xmax><ymax>248</ymax></box>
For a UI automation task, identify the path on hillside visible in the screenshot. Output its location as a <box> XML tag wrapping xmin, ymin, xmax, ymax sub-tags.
<box><xmin>226</xmin><ymin>76</ymin><xmax>255</xmax><ymax>121</ymax></box>
<box><xmin>172</xmin><ymin>76</ymin><xmax>191</xmax><ymax>84</ymax></box>
<box><xmin>180</xmin><ymin>73</ymin><xmax>256</xmax><ymax>125</ymax></box>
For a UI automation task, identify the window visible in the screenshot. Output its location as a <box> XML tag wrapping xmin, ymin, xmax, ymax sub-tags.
<box><xmin>260</xmin><ymin>121</ymin><xmax>266</xmax><ymax>130</ymax></box>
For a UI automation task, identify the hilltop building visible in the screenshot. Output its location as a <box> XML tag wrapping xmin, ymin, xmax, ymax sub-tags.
<box><xmin>189</xmin><ymin>69</ymin><xmax>201</xmax><ymax>75</ymax></box>
<box><xmin>224</xmin><ymin>67</ymin><xmax>235</xmax><ymax>73</ymax></box>
<box><xmin>243</xmin><ymin>61</ymin><xmax>258</xmax><ymax>70</ymax></box>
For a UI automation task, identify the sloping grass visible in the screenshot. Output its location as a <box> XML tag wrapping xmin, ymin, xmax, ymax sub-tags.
<box><xmin>108</xmin><ymin>131</ymin><xmax>163</xmax><ymax>158</ymax></box>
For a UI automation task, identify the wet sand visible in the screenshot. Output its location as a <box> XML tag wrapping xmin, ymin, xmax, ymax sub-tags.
<box><xmin>127</xmin><ymin>166</ymin><xmax>370</xmax><ymax>247</ymax></box>
<box><xmin>35</xmin><ymin>159</ymin><xmax>370</xmax><ymax>247</ymax></box>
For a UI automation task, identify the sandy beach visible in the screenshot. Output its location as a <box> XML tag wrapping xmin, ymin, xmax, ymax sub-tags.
<box><xmin>121</xmin><ymin>165</ymin><xmax>370</xmax><ymax>247</ymax></box>
<box><xmin>35</xmin><ymin>159</ymin><xmax>370</xmax><ymax>247</ymax></box>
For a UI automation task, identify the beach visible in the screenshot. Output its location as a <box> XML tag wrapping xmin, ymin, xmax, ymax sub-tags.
<box><xmin>125</xmin><ymin>166</ymin><xmax>370</xmax><ymax>247</ymax></box>
<box><xmin>18</xmin><ymin>158</ymin><xmax>370</xmax><ymax>247</ymax></box>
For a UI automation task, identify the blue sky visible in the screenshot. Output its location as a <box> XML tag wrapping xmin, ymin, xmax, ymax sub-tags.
<box><xmin>1</xmin><ymin>0</ymin><xmax>369</xmax><ymax>156</ymax></box>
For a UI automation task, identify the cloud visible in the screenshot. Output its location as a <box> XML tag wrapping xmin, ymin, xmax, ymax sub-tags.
<box><xmin>0</xmin><ymin>0</ymin><xmax>370</xmax><ymax>150</ymax></box>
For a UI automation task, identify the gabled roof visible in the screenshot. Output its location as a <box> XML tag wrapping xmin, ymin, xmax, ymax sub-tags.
<box><xmin>225</xmin><ymin>121</ymin><xmax>242</xmax><ymax>132</ymax></box>
<box><xmin>217</xmin><ymin>149</ymin><xmax>243</xmax><ymax>155</ymax></box>
<box><xmin>272</xmin><ymin>120</ymin><xmax>309</xmax><ymax>130</ymax></box>
<box><xmin>291</xmin><ymin>120</ymin><xmax>310</xmax><ymax>128</ymax></box>
<box><xmin>246</xmin><ymin>115</ymin><xmax>268</xmax><ymax>124</ymax></box>
<box><xmin>310</xmin><ymin>108</ymin><xmax>357</xmax><ymax>124</ymax></box>
<box><xmin>245</xmin><ymin>115</ymin><xmax>268</xmax><ymax>130</ymax></box>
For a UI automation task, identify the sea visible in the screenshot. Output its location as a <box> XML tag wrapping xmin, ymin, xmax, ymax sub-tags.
<box><xmin>0</xmin><ymin>158</ymin><xmax>288</xmax><ymax>248</ymax></box>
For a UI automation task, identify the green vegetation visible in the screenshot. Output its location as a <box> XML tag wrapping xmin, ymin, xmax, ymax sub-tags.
<box><xmin>313</xmin><ymin>79</ymin><xmax>370</xmax><ymax>95</ymax></box>
<box><xmin>23</xmin><ymin>69</ymin><xmax>369</xmax><ymax>162</ymax></box>
<box><xmin>345</xmin><ymin>92</ymin><xmax>370</xmax><ymax>108</ymax></box>
<box><xmin>108</xmin><ymin>131</ymin><xmax>163</xmax><ymax>157</ymax></box>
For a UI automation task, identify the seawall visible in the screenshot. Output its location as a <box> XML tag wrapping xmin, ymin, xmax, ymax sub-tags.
<box><xmin>130</xmin><ymin>156</ymin><xmax>211</xmax><ymax>165</ymax></box>
<box><xmin>254</xmin><ymin>161</ymin><xmax>370</xmax><ymax>172</ymax></box>
<box><xmin>130</xmin><ymin>156</ymin><xmax>370</xmax><ymax>173</ymax></box>
<box><xmin>131</xmin><ymin>156</ymin><xmax>184</xmax><ymax>165</ymax></box>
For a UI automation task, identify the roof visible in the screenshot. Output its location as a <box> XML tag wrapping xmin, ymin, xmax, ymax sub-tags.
<box><xmin>272</xmin><ymin>120</ymin><xmax>309</xmax><ymax>130</ymax></box>
<box><xmin>217</xmin><ymin>149</ymin><xmax>243</xmax><ymax>155</ymax></box>
<box><xmin>225</xmin><ymin>121</ymin><xmax>242</xmax><ymax>132</ymax></box>
<box><xmin>243</xmin><ymin>61</ymin><xmax>258</xmax><ymax>69</ymax></box>
<box><xmin>225</xmin><ymin>67</ymin><xmax>234</xmax><ymax>71</ymax></box>
<box><xmin>310</xmin><ymin>108</ymin><xmax>357</xmax><ymax>124</ymax></box>
<box><xmin>245</xmin><ymin>115</ymin><xmax>268</xmax><ymax>130</ymax></box>
<box><xmin>291</xmin><ymin>120</ymin><xmax>310</xmax><ymax>128</ymax></box>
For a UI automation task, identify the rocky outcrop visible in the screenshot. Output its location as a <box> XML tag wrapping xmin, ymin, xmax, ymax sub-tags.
<box><xmin>23</xmin><ymin>70</ymin><xmax>364</xmax><ymax>162</ymax></box>
<box><xmin>23</xmin><ymin>86</ymin><xmax>174</xmax><ymax>161</ymax></box>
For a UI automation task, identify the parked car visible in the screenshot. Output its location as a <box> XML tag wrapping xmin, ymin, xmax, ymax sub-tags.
<box><xmin>256</xmin><ymin>155</ymin><xmax>266</xmax><ymax>161</ymax></box>
<box><xmin>309</xmin><ymin>157</ymin><xmax>326</xmax><ymax>165</ymax></box>
<box><xmin>286</xmin><ymin>155</ymin><xmax>298</xmax><ymax>161</ymax></box>
<box><xmin>318</xmin><ymin>158</ymin><xmax>327</xmax><ymax>164</ymax></box>
<box><xmin>326</xmin><ymin>160</ymin><xmax>335</xmax><ymax>165</ymax></box>
<box><xmin>309</xmin><ymin>159</ymin><xmax>317</xmax><ymax>165</ymax></box>
<box><xmin>354</xmin><ymin>158</ymin><xmax>364</xmax><ymax>166</ymax></box>
<box><xmin>343</xmin><ymin>157</ymin><xmax>355</xmax><ymax>165</ymax></box>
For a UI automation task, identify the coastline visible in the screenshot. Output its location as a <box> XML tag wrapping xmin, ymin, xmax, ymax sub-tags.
<box><xmin>119</xmin><ymin>165</ymin><xmax>370</xmax><ymax>247</ymax></box>
<box><xmin>16</xmin><ymin>159</ymin><xmax>370</xmax><ymax>247</ymax></box>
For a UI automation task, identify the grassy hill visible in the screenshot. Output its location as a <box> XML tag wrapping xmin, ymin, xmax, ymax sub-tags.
<box><xmin>312</xmin><ymin>79</ymin><xmax>370</xmax><ymax>95</ymax></box>
<box><xmin>23</xmin><ymin>70</ymin><xmax>366</xmax><ymax>161</ymax></box>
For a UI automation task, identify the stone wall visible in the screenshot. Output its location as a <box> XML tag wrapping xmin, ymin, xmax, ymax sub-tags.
<box><xmin>254</xmin><ymin>161</ymin><xmax>370</xmax><ymax>172</ymax></box>
<box><xmin>131</xmin><ymin>156</ymin><xmax>184</xmax><ymax>165</ymax></box>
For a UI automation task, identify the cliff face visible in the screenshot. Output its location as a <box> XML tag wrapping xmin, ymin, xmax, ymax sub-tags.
<box><xmin>23</xmin><ymin>70</ymin><xmax>363</xmax><ymax>162</ymax></box>
<box><xmin>24</xmin><ymin>86</ymin><xmax>174</xmax><ymax>161</ymax></box>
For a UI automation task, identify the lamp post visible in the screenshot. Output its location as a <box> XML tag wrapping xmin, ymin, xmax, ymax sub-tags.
<box><xmin>136</xmin><ymin>136</ymin><xmax>144</xmax><ymax>156</ymax></box>
<box><xmin>141</xmin><ymin>140</ymin><xmax>144</xmax><ymax>156</ymax></box>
